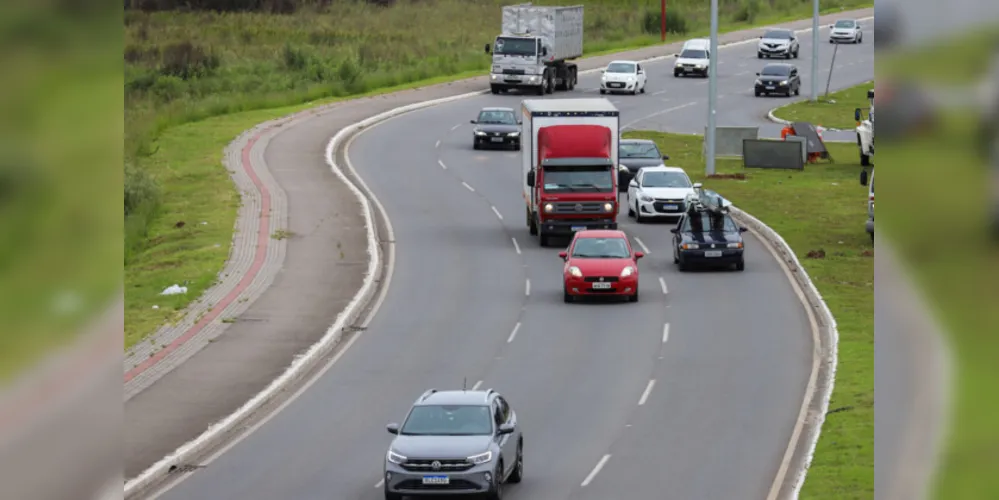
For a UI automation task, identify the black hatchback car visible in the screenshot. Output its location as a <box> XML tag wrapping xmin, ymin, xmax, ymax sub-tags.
<box><xmin>471</xmin><ymin>107</ymin><xmax>521</xmax><ymax>150</ymax></box>
<box><xmin>671</xmin><ymin>210</ymin><xmax>747</xmax><ymax>271</ymax></box>
<box><xmin>617</xmin><ymin>139</ymin><xmax>669</xmax><ymax>191</ymax></box>
<box><xmin>754</xmin><ymin>63</ymin><xmax>801</xmax><ymax>97</ymax></box>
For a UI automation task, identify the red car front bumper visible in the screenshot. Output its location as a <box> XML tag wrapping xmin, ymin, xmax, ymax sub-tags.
<box><xmin>563</xmin><ymin>275</ymin><xmax>639</xmax><ymax>296</ymax></box>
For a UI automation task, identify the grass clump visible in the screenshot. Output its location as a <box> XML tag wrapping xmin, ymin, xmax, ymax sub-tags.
<box><xmin>772</xmin><ymin>81</ymin><xmax>875</xmax><ymax>130</ymax></box>
<box><xmin>624</xmin><ymin>130</ymin><xmax>874</xmax><ymax>498</ymax></box>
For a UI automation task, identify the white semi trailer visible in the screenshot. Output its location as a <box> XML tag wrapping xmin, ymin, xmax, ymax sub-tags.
<box><xmin>485</xmin><ymin>4</ymin><xmax>584</xmax><ymax>95</ymax></box>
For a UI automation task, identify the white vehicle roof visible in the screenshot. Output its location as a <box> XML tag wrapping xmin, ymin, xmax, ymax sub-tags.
<box><xmin>639</xmin><ymin>165</ymin><xmax>687</xmax><ymax>174</ymax></box>
<box><xmin>606</xmin><ymin>60</ymin><xmax>638</xmax><ymax>66</ymax></box>
<box><xmin>682</xmin><ymin>39</ymin><xmax>710</xmax><ymax>50</ymax></box>
<box><xmin>521</xmin><ymin>98</ymin><xmax>618</xmax><ymax>113</ymax></box>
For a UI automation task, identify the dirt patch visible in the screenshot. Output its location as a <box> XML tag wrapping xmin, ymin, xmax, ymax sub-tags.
<box><xmin>806</xmin><ymin>249</ymin><xmax>826</xmax><ymax>259</ymax></box>
<box><xmin>706</xmin><ymin>173</ymin><xmax>747</xmax><ymax>180</ymax></box>
<box><xmin>861</xmin><ymin>249</ymin><xmax>874</xmax><ymax>257</ymax></box>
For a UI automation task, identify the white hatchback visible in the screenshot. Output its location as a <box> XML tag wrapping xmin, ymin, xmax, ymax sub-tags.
<box><xmin>626</xmin><ymin>166</ymin><xmax>696</xmax><ymax>222</ymax></box>
<box><xmin>829</xmin><ymin>19</ymin><xmax>863</xmax><ymax>43</ymax></box>
<box><xmin>600</xmin><ymin>60</ymin><xmax>647</xmax><ymax>95</ymax></box>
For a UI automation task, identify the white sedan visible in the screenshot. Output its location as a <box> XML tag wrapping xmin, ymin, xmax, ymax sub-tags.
<box><xmin>829</xmin><ymin>19</ymin><xmax>863</xmax><ymax>43</ymax></box>
<box><xmin>626</xmin><ymin>166</ymin><xmax>696</xmax><ymax>222</ymax></box>
<box><xmin>600</xmin><ymin>60</ymin><xmax>647</xmax><ymax>95</ymax></box>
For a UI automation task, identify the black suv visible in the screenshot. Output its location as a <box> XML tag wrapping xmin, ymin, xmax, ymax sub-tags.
<box><xmin>672</xmin><ymin>210</ymin><xmax>748</xmax><ymax>271</ymax></box>
<box><xmin>383</xmin><ymin>388</ymin><xmax>524</xmax><ymax>499</ymax></box>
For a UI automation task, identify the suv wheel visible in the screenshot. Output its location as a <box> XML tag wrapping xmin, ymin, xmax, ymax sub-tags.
<box><xmin>485</xmin><ymin>462</ymin><xmax>504</xmax><ymax>500</ymax></box>
<box><xmin>384</xmin><ymin>491</ymin><xmax>402</xmax><ymax>500</ymax></box>
<box><xmin>508</xmin><ymin>441</ymin><xmax>524</xmax><ymax>483</ymax></box>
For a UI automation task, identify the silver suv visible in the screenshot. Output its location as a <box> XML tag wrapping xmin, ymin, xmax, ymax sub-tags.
<box><xmin>384</xmin><ymin>389</ymin><xmax>524</xmax><ymax>499</ymax></box>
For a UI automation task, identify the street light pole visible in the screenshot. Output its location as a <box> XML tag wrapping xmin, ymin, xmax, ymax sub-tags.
<box><xmin>810</xmin><ymin>0</ymin><xmax>819</xmax><ymax>101</ymax></box>
<box><xmin>705</xmin><ymin>0</ymin><xmax>718</xmax><ymax>176</ymax></box>
<box><xmin>661</xmin><ymin>0</ymin><xmax>666</xmax><ymax>42</ymax></box>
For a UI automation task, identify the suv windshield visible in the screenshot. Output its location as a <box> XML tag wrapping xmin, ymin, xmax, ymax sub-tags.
<box><xmin>763</xmin><ymin>30</ymin><xmax>792</xmax><ymax>39</ymax></box>
<box><xmin>542</xmin><ymin>167</ymin><xmax>613</xmax><ymax>192</ymax></box>
<box><xmin>680</xmin><ymin>49</ymin><xmax>707</xmax><ymax>59</ymax></box>
<box><xmin>682</xmin><ymin>213</ymin><xmax>739</xmax><ymax>232</ymax></box>
<box><xmin>835</xmin><ymin>20</ymin><xmax>856</xmax><ymax>28</ymax></box>
<box><xmin>478</xmin><ymin>110</ymin><xmax>516</xmax><ymax>124</ymax></box>
<box><xmin>642</xmin><ymin>171</ymin><xmax>691</xmax><ymax>188</ymax></box>
<box><xmin>494</xmin><ymin>37</ymin><xmax>536</xmax><ymax>56</ymax></box>
<box><xmin>400</xmin><ymin>405</ymin><xmax>493</xmax><ymax>436</ymax></box>
<box><xmin>572</xmin><ymin>237</ymin><xmax>631</xmax><ymax>258</ymax></box>
<box><xmin>620</xmin><ymin>142</ymin><xmax>661</xmax><ymax>158</ymax></box>
<box><xmin>761</xmin><ymin>65</ymin><xmax>790</xmax><ymax>76</ymax></box>
<box><xmin>606</xmin><ymin>62</ymin><xmax>636</xmax><ymax>73</ymax></box>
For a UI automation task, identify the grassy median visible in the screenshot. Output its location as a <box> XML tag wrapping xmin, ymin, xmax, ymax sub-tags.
<box><xmin>124</xmin><ymin>0</ymin><xmax>873</xmax><ymax>350</ymax></box>
<box><xmin>771</xmin><ymin>80</ymin><xmax>874</xmax><ymax>130</ymax></box>
<box><xmin>623</xmin><ymin>130</ymin><xmax>874</xmax><ymax>498</ymax></box>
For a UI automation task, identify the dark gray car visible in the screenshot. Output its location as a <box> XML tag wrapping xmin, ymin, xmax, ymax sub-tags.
<box><xmin>384</xmin><ymin>389</ymin><xmax>523</xmax><ymax>499</ymax></box>
<box><xmin>471</xmin><ymin>107</ymin><xmax>521</xmax><ymax>150</ymax></box>
<box><xmin>617</xmin><ymin>139</ymin><xmax>669</xmax><ymax>191</ymax></box>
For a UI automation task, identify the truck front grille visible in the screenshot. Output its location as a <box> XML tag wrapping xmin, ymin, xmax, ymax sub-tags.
<box><xmin>552</xmin><ymin>202</ymin><xmax>606</xmax><ymax>214</ymax></box>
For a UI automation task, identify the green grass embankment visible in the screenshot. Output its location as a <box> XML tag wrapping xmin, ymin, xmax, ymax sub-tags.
<box><xmin>772</xmin><ymin>81</ymin><xmax>874</xmax><ymax>129</ymax></box>
<box><xmin>624</xmin><ymin>130</ymin><xmax>874</xmax><ymax>498</ymax></box>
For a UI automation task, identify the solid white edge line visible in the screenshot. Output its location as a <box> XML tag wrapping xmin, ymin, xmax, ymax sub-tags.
<box><xmin>658</xmin><ymin>277</ymin><xmax>668</xmax><ymax>295</ymax></box>
<box><xmin>462</xmin><ymin>181</ymin><xmax>475</xmax><ymax>192</ymax></box>
<box><xmin>471</xmin><ymin>380</ymin><xmax>483</xmax><ymax>390</ymax></box>
<box><xmin>638</xmin><ymin>379</ymin><xmax>656</xmax><ymax>406</ymax></box>
<box><xmin>507</xmin><ymin>322</ymin><xmax>521</xmax><ymax>343</ymax></box>
<box><xmin>438</xmin><ymin>159</ymin><xmax>447</xmax><ymax>170</ymax></box>
<box><xmin>633</xmin><ymin>237</ymin><xmax>650</xmax><ymax>254</ymax></box>
<box><xmin>581</xmin><ymin>454</ymin><xmax>611</xmax><ymax>487</ymax></box>
<box><xmin>662</xmin><ymin>323</ymin><xmax>670</xmax><ymax>344</ymax></box>
<box><xmin>525</xmin><ymin>279</ymin><xmax>530</xmax><ymax>296</ymax></box>
<box><xmin>126</xmin><ymin>12</ymin><xmax>872</xmax><ymax>497</ymax></box>
<box><xmin>511</xmin><ymin>237</ymin><xmax>521</xmax><ymax>255</ymax></box>
<box><xmin>491</xmin><ymin>206</ymin><xmax>503</xmax><ymax>220</ymax></box>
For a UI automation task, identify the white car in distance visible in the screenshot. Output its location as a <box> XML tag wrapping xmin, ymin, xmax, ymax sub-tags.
<box><xmin>674</xmin><ymin>39</ymin><xmax>711</xmax><ymax>77</ymax></box>
<box><xmin>600</xmin><ymin>60</ymin><xmax>647</xmax><ymax>95</ymax></box>
<box><xmin>829</xmin><ymin>19</ymin><xmax>863</xmax><ymax>43</ymax></box>
<box><xmin>626</xmin><ymin>166</ymin><xmax>696</xmax><ymax>222</ymax></box>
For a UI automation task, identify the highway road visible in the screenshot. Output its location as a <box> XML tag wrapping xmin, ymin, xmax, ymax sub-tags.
<box><xmin>157</xmin><ymin>22</ymin><xmax>873</xmax><ymax>500</ymax></box>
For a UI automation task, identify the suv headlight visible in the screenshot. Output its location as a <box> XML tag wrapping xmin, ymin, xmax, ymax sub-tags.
<box><xmin>621</xmin><ymin>266</ymin><xmax>635</xmax><ymax>277</ymax></box>
<box><xmin>568</xmin><ymin>266</ymin><xmax>582</xmax><ymax>278</ymax></box>
<box><xmin>603</xmin><ymin>202</ymin><xmax>614</xmax><ymax>212</ymax></box>
<box><xmin>508</xmin><ymin>131</ymin><xmax>520</xmax><ymax>137</ymax></box>
<box><xmin>475</xmin><ymin>130</ymin><xmax>486</xmax><ymax>136</ymax></box>
<box><xmin>387</xmin><ymin>450</ymin><xmax>407</xmax><ymax>464</ymax></box>
<box><xmin>467</xmin><ymin>451</ymin><xmax>493</xmax><ymax>465</ymax></box>
<box><xmin>544</xmin><ymin>203</ymin><xmax>554</xmax><ymax>212</ymax></box>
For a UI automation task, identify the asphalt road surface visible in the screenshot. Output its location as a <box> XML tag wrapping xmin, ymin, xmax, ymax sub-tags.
<box><xmin>158</xmin><ymin>23</ymin><xmax>873</xmax><ymax>500</ymax></box>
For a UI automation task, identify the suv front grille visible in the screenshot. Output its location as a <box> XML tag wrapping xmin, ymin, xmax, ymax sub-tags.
<box><xmin>401</xmin><ymin>458</ymin><xmax>473</xmax><ymax>472</ymax></box>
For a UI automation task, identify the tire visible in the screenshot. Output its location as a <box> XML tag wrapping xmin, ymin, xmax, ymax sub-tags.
<box><xmin>491</xmin><ymin>85</ymin><xmax>500</xmax><ymax>94</ymax></box>
<box><xmin>484</xmin><ymin>462</ymin><xmax>504</xmax><ymax>500</ymax></box>
<box><xmin>674</xmin><ymin>70</ymin><xmax>680</xmax><ymax>77</ymax></box>
<box><xmin>677</xmin><ymin>259</ymin><xmax>688</xmax><ymax>272</ymax></box>
<box><xmin>735</xmin><ymin>259</ymin><xmax>745</xmax><ymax>271</ymax></box>
<box><xmin>755</xmin><ymin>91</ymin><xmax>761</xmax><ymax>97</ymax></box>
<box><xmin>628</xmin><ymin>289</ymin><xmax>639</xmax><ymax>302</ymax></box>
<box><xmin>640</xmin><ymin>84</ymin><xmax>646</xmax><ymax>94</ymax></box>
<box><xmin>564</xmin><ymin>288</ymin><xmax>573</xmax><ymax>303</ymax></box>
<box><xmin>599</xmin><ymin>88</ymin><xmax>606</xmax><ymax>94</ymax></box>
<box><xmin>539</xmin><ymin>232</ymin><xmax>549</xmax><ymax>247</ymax></box>
<box><xmin>627</xmin><ymin>202</ymin><xmax>635</xmax><ymax>217</ymax></box>
<box><xmin>635</xmin><ymin>206</ymin><xmax>645</xmax><ymax>223</ymax></box>
<box><xmin>384</xmin><ymin>491</ymin><xmax>402</xmax><ymax>500</ymax></box>
<box><xmin>795</xmin><ymin>86</ymin><xmax>800</xmax><ymax>96</ymax></box>
<box><xmin>508</xmin><ymin>441</ymin><xmax>524</xmax><ymax>483</ymax></box>
<box><xmin>545</xmin><ymin>74</ymin><xmax>554</xmax><ymax>94</ymax></box>
<box><xmin>757</xmin><ymin>52</ymin><xmax>763</xmax><ymax>59</ymax></box>
<box><xmin>860</xmin><ymin>153</ymin><xmax>870</xmax><ymax>166</ymax></box>
<box><xmin>568</xmin><ymin>69</ymin><xmax>577</xmax><ymax>90</ymax></box>
<box><xmin>858</xmin><ymin>33</ymin><xmax>863</xmax><ymax>43</ymax></box>
<box><xmin>535</xmin><ymin>82</ymin><xmax>545</xmax><ymax>96</ymax></box>
<box><xmin>673</xmin><ymin>253</ymin><xmax>679</xmax><ymax>264</ymax></box>
<box><xmin>829</xmin><ymin>39</ymin><xmax>834</xmax><ymax>44</ymax></box>
<box><xmin>527</xmin><ymin>210</ymin><xmax>538</xmax><ymax>235</ymax></box>
<box><xmin>473</xmin><ymin>142</ymin><xmax>480</xmax><ymax>150</ymax></box>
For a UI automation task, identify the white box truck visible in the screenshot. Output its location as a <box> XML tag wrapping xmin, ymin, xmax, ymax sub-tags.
<box><xmin>485</xmin><ymin>4</ymin><xmax>584</xmax><ymax>95</ymax></box>
<box><xmin>521</xmin><ymin>98</ymin><xmax>621</xmax><ymax>246</ymax></box>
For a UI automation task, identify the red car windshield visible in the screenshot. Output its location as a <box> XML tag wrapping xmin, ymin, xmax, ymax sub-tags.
<box><xmin>571</xmin><ymin>237</ymin><xmax>630</xmax><ymax>258</ymax></box>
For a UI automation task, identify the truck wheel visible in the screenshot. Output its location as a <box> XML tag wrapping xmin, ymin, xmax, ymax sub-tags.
<box><xmin>528</xmin><ymin>211</ymin><xmax>538</xmax><ymax>235</ymax></box>
<box><xmin>546</xmin><ymin>74</ymin><xmax>554</xmax><ymax>94</ymax></box>
<box><xmin>570</xmin><ymin>68</ymin><xmax>577</xmax><ymax>90</ymax></box>
<box><xmin>539</xmin><ymin>233</ymin><xmax>549</xmax><ymax>246</ymax></box>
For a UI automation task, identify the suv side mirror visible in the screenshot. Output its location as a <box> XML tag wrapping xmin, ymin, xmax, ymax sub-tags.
<box><xmin>854</xmin><ymin>108</ymin><xmax>862</xmax><ymax>122</ymax></box>
<box><xmin>629</xmin><ymin>180</ymin><xmax>638</xmax><ymax>187</ymax></box>
<box><xmin>470</xmin><ymin>119</ymin><xmax>477</xmax><ymax>124</ymax></box>
<box><xmin>739</xmin><ymin>227</ymin><xmax>748</xmax><ymax>233</ymax></box>
<box><xmin>387</xmin><ymin>423</ymin><xmax>400</xmax><ymax>435</ymax></box>
<box><xmin>860</xmin><ymin>169</ymin><xmax>869</xmax><ymax>186</ymax></box>
<box><xmin>755</xmin><ymin>72</ymin><xmax>761</xmax><ymax>76</ymax></box>
<box><xmin>498</xmin><ymin>423</ymin><xmax>515</xmax><ymax>435</ymax></box>
<box><xmin>541</xmin><ymin>47</ymin><xmax>548</xmax><ymax>56</ymax></box>
<box><xmin>484</xmin><ymin>43</ymin><xmax>491</xmax><ymax>54</ymax></box>
<box><xmin>526</xmin><ymin>170</ymin><xmax>535</xmax><ymax>187</ymax></box>
<box><xmin>634</xmin><ymin>251</ymin><xmax>644</xmax><ymax>259</ymax></box>
<box><xmin>662</xmin><ymin>154</ymin><xmax>670</xmax><ymax>160</ymax></box>
<box><xmin>558</xmin><ymin>251</ymin><xmax>568</xmax><ymax>260</ymax></box>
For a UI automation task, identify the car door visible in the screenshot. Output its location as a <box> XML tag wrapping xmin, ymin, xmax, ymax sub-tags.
<box><xmin>628</xmin><ymin>169</ymin><xmax>642</xmax><ymax>209</ymax></box>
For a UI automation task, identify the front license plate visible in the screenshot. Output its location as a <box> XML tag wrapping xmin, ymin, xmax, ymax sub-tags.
<box><xmin>422</xmin><ymin>475</ymin><xmax>449</xmax><ymax>485</ymax></box>
<box><xmin>491</xmin><ymin>137</ymin><xmax>504</xmax><ymax>142</ymax></box>
<box><xmin>765</xmin><ymin>86</ymin><xmax>775</xmax><ymax>90</ymax></box>
<box><xmin>663</xmin><ymin>204</ymin><xmax>678</xmax><ymax>210</ymax></box>
<box><xmin>571</xmin><ymin>226</ymin><xmax>586</xmax><ymax>232</ymax></box>
<box><xmin>704</xmin><ymin>250</ymin><xmax>723</xmax><ymax>258</ymax></box>
<box><xmin>592</xmin><ymin>282</ymin><xmax>612</xmax><ymax>289</ymax></box>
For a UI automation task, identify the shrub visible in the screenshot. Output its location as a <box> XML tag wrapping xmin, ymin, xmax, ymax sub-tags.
<box><xmin>732</xmin><ymin>0</ymin><xmax>762</xmax><ymax>23</ymax></box>
<box><xmin>124</xmin><ymin>161</ymin><xmax>159</xmax><ymax>218</ymax></box>
<box><xmin>643</xmin><ymin>10</ymin><xmax>689</xmax><ymax>35</ymax></box>
<box><xmin>160</xmin><ymin>41</ymin><xmax>220</xmax><ymax>80</ymax></box>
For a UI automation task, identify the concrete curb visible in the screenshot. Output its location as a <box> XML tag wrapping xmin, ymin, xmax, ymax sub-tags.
<box><xmin>729</xmin><ymin>206</ymin><xmax>838</xmax><ymax>500</ymax></box>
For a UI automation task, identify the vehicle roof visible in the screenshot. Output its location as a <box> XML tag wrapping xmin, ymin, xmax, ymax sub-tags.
<box><xmin>762</xmin><ymin>62</ymin><xmax>795</xmax><ymax>68</ymax></box>
<box><xmin>620</xmin><ymin>138</ymin><xmax>656</xmax><ymax>145</ymax></box>
<box><xmin>638</xmin><ymin>165</ymin><xmax>686</xmax><ymax>174</ymax></box>
<box><xmin>522</xmin><ymin>98</ymin><xmax>618</xmax><ymax>113</ymax></box>
<box><xmin>574</xmin><ymin>229</ymin><xmax>627</xmax><ymax>239</ymax></box>
<box><xmin>763</xmin><ymin>27</ymin><xmax>793</xmax><ymax>33</ymax></box>
<box><xmin>480</xmin><ymin>107</ymin><xmax>515</xmax><ymax>112</ymax></box>
<box><xmin>608</xmin><ymin>59</ymin><xmax>637</xmax><ymax>65</ymax></box>
<box><xmin>416</xmin><ymin>390</ymin><xmax>494</xmax><ymax>406</ymax></box>
<box><xmin>682</xmin><ymin>39</ymin><xmax>709</xmax><ymax>48</ymax></box>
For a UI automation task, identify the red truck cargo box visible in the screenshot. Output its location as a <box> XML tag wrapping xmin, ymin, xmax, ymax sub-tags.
<box><xmin>538</xmin><ymin>124</ymin><xmax>612</xmax><ymax>163</ymax></box>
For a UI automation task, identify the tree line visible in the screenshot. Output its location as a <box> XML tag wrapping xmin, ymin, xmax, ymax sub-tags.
<box><xmin>123</xmin><ymin>0</ymin><xmax>401</xmax><ymax>13</ymax></box>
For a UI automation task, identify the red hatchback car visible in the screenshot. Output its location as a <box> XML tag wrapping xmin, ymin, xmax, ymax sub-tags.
<box><xmin>559</xmin><ymin>230</ymin><xmax>644</xmax><ymax>303</ymax></box>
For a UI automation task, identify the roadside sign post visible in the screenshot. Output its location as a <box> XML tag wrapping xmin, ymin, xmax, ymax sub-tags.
<box><xmin>705</xmin><ymin>0</ymin><xmax>718</xmax><ymax>176</ymax></box>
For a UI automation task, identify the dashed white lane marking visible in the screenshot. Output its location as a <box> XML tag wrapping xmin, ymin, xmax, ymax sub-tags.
<box><xmin>375</xmin><ymin>479</ymin><xmax>384</xmax><ymax>488</ymax></box>
<box><xmin>662</xmin><ymin>323</ymin><xmax>670</xmax><ymax>343</ymax></box>
<box><xmin>659</xmin><ymin>277</ymin><xmax>669</xmax><ymax>295</ymax></box>
<box><xmin>511</xmin><ymin>237</ymin><xmax>521</xmax><ymax>255</ymax></box>
<box><xmin>633</xmin><ymin>237</ymin><xmax>650</xmax><ymax>254</ymax></box>
<box><xmin>435</xmin><ymin>140</ymin><xmax>441</xmax><ymax>148</ymax></box>
<box><xmin>450</xmin><ymin>124</ymin><xmax>461</xmax><ymax>131</ymax></box>
<box><xmin>638</xmin><ymin>379</ymin><xmax>656</xmax><ymax>406</ymax></box>
<box><xmin>525</xmin><ymin>279</ymin><xmax>531</xmax><ymax>296</ymax></box>
<box><xmin>462</xmin><ymin>181</ymin><xmax>475</xmax><ymax>192</ymax></box>
<box><xmin>491</xmin><ymin>206</ymin><xmax>503</xmax><ymax>220</ymax></box>
<box><xmin>507</xmin><ymin>322</ymin><xmax>521</xmax><ymax>343</ymax></box>
<box><xmin>622</xmin><ymin>101</ymin><xmax>697</xmax><ymax>130</ymax></box>
<box><xmin>438</xmin><ymin>159</ymin><xmax>447</xmax><ymax>170</ymax></box>
<box><xmin>472</xmin><ymin>380</ymin><xmax>483</xmax><ymax>390</ymax></box>
<box><xmin>581</xmin><ymin>454</ymin><xmax>611</xmax><ymax>487</ymax></box>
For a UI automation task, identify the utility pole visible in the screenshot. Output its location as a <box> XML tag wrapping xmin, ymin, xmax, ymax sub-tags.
<box><xmin>810</xmin><ymin>0</ymin><xmax>819</xmax><ymax>101</ymax></box>
<box><xmin>705</xmin><ymin>0</ymin><xmax>718</xmax><ymax>176</ymax></box>
<box><xmin>661</xmin><ymin>0</ymin><xmax>667</xmax><ymax>42</ymax></box>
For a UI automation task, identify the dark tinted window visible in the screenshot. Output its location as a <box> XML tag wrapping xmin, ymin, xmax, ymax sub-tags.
<box><xmin>680</xmin><ymin>49</ymin><xmax>707</xmax><ymax>59</ymax></box>
<box><xmin>571</xmin><ymin>237</ymin><xmax>631</xmax><ymax>258</ymax></box>
<box><xmin>761</xmin><ymin>65</ymin><xmax>791</xmax><ymax>76</ymax></box>
<box><xmin>620</xmin><ymin>142</ymin><xmax>661</xmax><ymax>159</ymax></box>
<box><xmin>682</xmin><ymin>213</ymin><xmax>739</xmax><ymax>232</ymax></box>
<box><xmin>763</xmin><ymin>30</ymin><xmax>793</xmax><ymax>39</ymax></box>
<box><xmin>641</xmin><ymin>171</ymin><xmax>691</xmax><ymax>188</ymax></box>
<box><xmin>478</xmin><ymin>110</ymin><xmax>516</xmax><ymax>124</ymax></box>
<box><xmin>606</xmin><ymin>62</ymin><xmax>637</xmax><ymax>73</ymax></box>
<box><xmin>494</xmin><ymin>37</ymin><xmax>536</xmax><ymax>56</ymax></box>
<box><xmin>401</xmin><ymin>405</ymin><xmax>493</xmax><ymax>436</ymax></box>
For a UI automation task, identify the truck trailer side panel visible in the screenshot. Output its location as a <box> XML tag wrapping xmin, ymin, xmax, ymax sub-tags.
<box><xmin>501</xmin><ymin>5</ymin><xmax>584</xmax><ymax>61</ymax></box>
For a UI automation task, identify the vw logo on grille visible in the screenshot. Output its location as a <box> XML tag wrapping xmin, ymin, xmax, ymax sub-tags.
<box><xmin>431</xmin><ymin>461</ymin><xmax>442</xmax><ymax>470</ymax></box>
<box><xmin>598</xmin><ymin>277</ymin><xmax>604</xmax><ymax>282</ymax></box>
<box><xmin>574</xmin><ymin>204</ymin><xmax>583</xmax><ymax>212</ymax></box>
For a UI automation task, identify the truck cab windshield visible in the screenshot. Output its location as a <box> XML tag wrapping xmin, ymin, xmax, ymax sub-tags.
<box><xmin>542</xmin><ymin>165</ymin><xmax>613</xmax><ymax>192</ymax></box>
<box><xmin>494</xmin><ymin>37</ymin><xmax>536</xmax><ymax>56</ymax></box>
<box><xmin>682</xmin><ymin>213</ymin><xmax>739</xmax><ymax>233</ymax></box>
